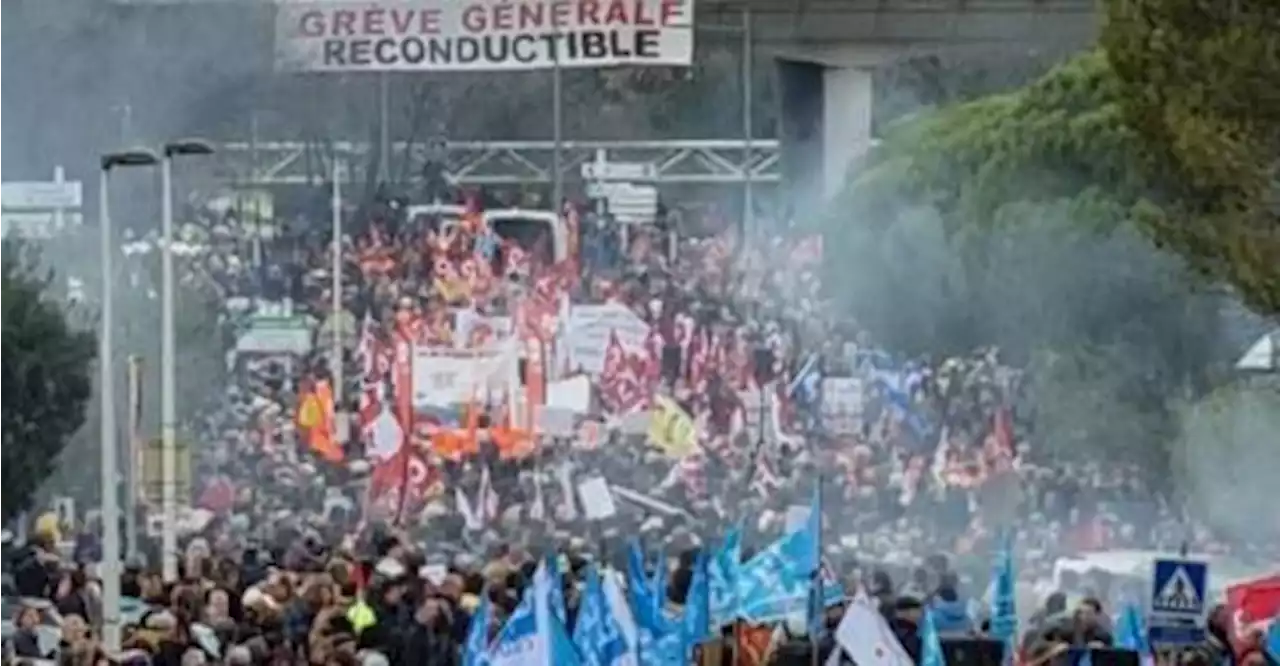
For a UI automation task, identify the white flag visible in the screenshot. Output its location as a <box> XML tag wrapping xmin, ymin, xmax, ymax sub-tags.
<box><xmin>833</xmin><ymin>602</ymin><xmax>913</xmax><ymax>666</ymax></box>
<box><xmin>455</xmin><ymin>487</ymin><xmax>481</xmax><ymax>532</ymax></box>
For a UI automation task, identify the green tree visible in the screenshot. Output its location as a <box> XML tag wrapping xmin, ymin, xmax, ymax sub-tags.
<box><xmin>823</xmin><ymin>52</ymin><xmax>1230</xmax><ymax>470</ymax></box>
<box><xmin>1</xmin><ymin>242</ymin><xmax>96</xmax><ymax>520</ymax></box>
<box><xmin>1101</xmin><ymin>0</ymin><xmax>1280</xmax><ymax>316</ymax></box>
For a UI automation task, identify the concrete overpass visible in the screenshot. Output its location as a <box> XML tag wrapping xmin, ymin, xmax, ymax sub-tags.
<box><xmin>700</xmin><ymin>0</ymin><xmax>1099</xmax><ymax>197</ymax></box>
<box><xmin>108</xmin><ymin>0</ymin><xmax>1099</xmax><ymax>199</ymax></box>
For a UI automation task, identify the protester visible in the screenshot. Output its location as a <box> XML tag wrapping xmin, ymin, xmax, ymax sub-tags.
<box><xmin>5</xmin><ymin>187</ymin><xmax>1276</xmax><ymax>666</ymax></box>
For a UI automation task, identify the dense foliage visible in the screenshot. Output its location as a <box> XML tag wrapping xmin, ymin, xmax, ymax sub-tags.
<box><xmin>823</xmin><ymin>52</ymin><xmax>1236</xmax><ymax>474</ymax></box>
<box><xmin>1</xmin><ymin>243</ymin><xmax>96</xmax><ymax>520</ymax></box>
<box><xmin>1102</xmin><ymin>0</ymin><xmax>1280</xmax><ymax>315</ymax></box>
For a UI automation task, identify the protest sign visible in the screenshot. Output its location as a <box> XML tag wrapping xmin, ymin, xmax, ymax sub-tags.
<box><xmin>275</xmin><ymin>0</ymin><xmax>695</xmax><ymax>72</ymax></box>
<box><xmin>411</xmin><ymin>345</ymin><xmax>517</xmax><ymax>407</ymax></box>
<box><xmin>577</xmin><ymin>476</ymin><xmax>618</xmax><ymax>520</ymax></box>
<box><xmin>454</xmin><ymin>309</ymin><xmax>513</xmax><ymax>349</ymax></box>
<box><xmin>821</xmin><ymin>377</ymin><xmax>864</xmax><ymax>434</ymax></box>
<box><xmin>566</xmin><ymin>302</ymin><xmax>650</xmax><ymax>374</ymax></box>
<box><xmin>235</xmin><ymin>315</ymin><xmax>313</xmax><ymax>356</ymax></box>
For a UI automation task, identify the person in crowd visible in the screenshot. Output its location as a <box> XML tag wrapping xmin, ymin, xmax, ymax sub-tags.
<box><xmin>888</xmin><ymin>596</ymin><xmax>925</xmax><ymax>663</ymax></box>
<box><xmin>6</xmin><ymin>186</ymin><xmax>1274</xmax><ymax>666</ymax></box>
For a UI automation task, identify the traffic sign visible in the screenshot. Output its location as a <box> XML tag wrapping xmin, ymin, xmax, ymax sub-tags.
<box><xmin>585</xmin><ymin>182</ymin><xmax>659</xmax><ymax>224</ymax></box>
<box><xmin>1148</xmin><ymin>623</ymin><xmax>1206</xmax><ymax>646</ymax></box>
<box><xmin>581</xmin><ymin>160</ymin><xmax>656</xmax><ymax>181</ymax></box>
<box><xmin>1</xmin><ymin>178</ymin><xmax>82</xmax><ymax>209</ymax></box>
<box><xmin>1150</xmin><ymin>558</ymin><xmax>1208</xmax><ymax>620</ymax></box>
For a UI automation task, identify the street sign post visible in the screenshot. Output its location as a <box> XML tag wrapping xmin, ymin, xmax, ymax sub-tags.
<box><xmin>581</xmin><ymin>151</ymin><xmax>659</xmax><ymax>225</ymax></box>
<box><xmin>2</xmin><ymin>166</ymin><xmax>83</xmax><ymax>238</ymax></box>
<box><xmin>1148</xmin><ymin>557</ymin><xmax>1209</xmax><ymax>646</ymax></box>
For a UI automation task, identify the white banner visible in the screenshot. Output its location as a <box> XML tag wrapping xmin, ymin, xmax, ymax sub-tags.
<box><xmin>235</xmin><ymin>316</ymin><xmax>314</xmax><ymax>356</ymax></box>
<box><xmin>274</xmin><ymin>0</ymin><xmax>695</xmax><ymax>72</ymax></box>
<box><xmin>411</xmin><ymin>345</ymin><xmax>517</xmax><ymax>407</ymax></box>
<box><xmin>454</xmin><ymin>310</ymin><xmax>513</xmax><ymax>349</ymax></box>
<box><xmin>820</xmin><ymin>377</ymin><xmax>864</xmax><ymax>434</ymax></box>
<box><xmin>565</xmin><ymin>302</ymin><xmax>650</xmax><ymax>375</ymax></box>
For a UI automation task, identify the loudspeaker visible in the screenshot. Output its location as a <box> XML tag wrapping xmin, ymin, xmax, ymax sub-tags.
<box><xmin>941</xmin><ymin>638</ymin><xmax>1006</xmax><ymax>666</ymax></box>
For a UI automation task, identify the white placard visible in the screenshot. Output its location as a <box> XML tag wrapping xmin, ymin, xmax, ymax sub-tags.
<box><xmin>566</xmin><ymin>302</ymin><xmax>650</xmax><ymax>374</ymax></box>
<box><xmin>419</xmin><ymin>564</ymin><xmax>449</xmax><ymax>585</ymax></box>
<box><xmin>577</xmin><ymin>476</ymin><xmax>618</xmax><ymax>521</ymax></box>
<box><xmin>454</xmin><ymin>310</ymin><xmax>513</xmax><ymax>348</ymax></box>
<box><xmin>411</xmin><ymin>345</ymin><xmax>517</xmax><ymax>407</ymax></box>
<box><xmin>236</xmin><ymin>316</ymin><xmax>314</xmax><ymax>355</ymax></box>
<box><xmin>546</xmin><ymin>375</ymin><xmax>591</xmax><ymax>412</ymax></box>
<box><xmin>821</xmin><ymin>377</ymin><xmax>864</xmax><ymax>434</ymax></box>
<box><xmin>274</xmin><ymin>0</ymin><xmax>695</xmax><ymax>73</ymax></box>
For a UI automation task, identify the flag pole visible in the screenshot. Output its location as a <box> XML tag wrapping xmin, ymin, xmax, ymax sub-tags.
<box><xmin>731</xmin><ymin>621</ymin><xmax>740</xmax><ymax>666</ymax></box>
<box><xmin>703</xmin><ymin>551</ymin><xmax>712</xmax><ymax>665</ymax></box>
<box><xmin>810</xmin><ymin>474</ymin><xmax>824</xmax><ymax>666</ymax></box>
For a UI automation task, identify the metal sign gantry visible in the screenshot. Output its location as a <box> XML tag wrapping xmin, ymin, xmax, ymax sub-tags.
<box><xmin>218</xmin><ymin>139</ymin><xmax>780</xmax><ymax>187</ymax></box>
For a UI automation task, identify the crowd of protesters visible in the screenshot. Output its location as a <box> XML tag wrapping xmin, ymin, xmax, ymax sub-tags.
<box><xmin>4</xmin><ymin>184</ymin><xmax>1278</xmax><ymax>666</ymax></box>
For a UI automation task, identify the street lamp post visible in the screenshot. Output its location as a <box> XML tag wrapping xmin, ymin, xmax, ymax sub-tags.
<box><xmin>331</xmin><ymin>158</ymin><xmax>344</xmax><ymax>412</ymax></box>
<box><xmin>99</xmin><ymin>148</ymin><xmax>160</xmax><ymax>653</ymax></box>
<box><xmin>159</xmin><ymin>139</ymin><xmax>215</xmax><ymax>583</ymax></box>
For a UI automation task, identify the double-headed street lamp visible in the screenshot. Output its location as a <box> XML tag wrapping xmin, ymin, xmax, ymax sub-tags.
<box><xmin>159</xmin><ymin>139</ymin><xmax>215</xmax><ymax>584</ymax></box>
<box><xmin>99</xmin><ymin>148</ymin><xmax>161</xmax><ymax>653</ymax></box>
<box><xmin>98</xmin><ymin>139</ymin><xmax>215</xmax><ymax>651</ymax></box>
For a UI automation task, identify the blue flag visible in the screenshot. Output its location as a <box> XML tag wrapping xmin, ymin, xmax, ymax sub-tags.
<box><xmin>921</xmin><ymin>608</ymin><xmax>947</xmax><ymax>666</ymax></box>
<box><xmin>547</xmin><ymin>555</ymin><xmax>568</xmax><ymax>626</ymax></box>
<box><xmin>626</xmin><ymin>541</ymin><xmax>657</xmax><ymax>627</ymax></box>
<box><xmin>786</xmin><ymin>354</ymin><xmax>822</xmax><ymax>404</ymax></box>
<box><xmin>806</xmin><ymin>484</ymin><xmax>824</xmax><ymax>639</ymax></box>
<box><xmin>683</xmin><ymin>551</ymin><xmax>712</xmax><ymax>655</ymax></box>
<box><xmin>573</xmin><ymin>567</ymin><xmax>630</xmax><ymax>666</ymax></box>
<box><xmin>709</xmin><ymin>527</ymin><xmax>742</xmax><ymax>629</ymax></box>
<box><xmin>1264</xmin><ymin>612</ymin><xmax>1279</xmax><ymax>665</ymax></box>
<box><xmin>989</xmin><ymin>530</ymin><xmax>1018</xmax><ymax>666</ymax></box>
<box><xmin>489</xmin><ymin>563</ymin><xmax>581</xmax><ymax>666</ymax></box>
<box><xmin>1113</xmin><ymin>603</ymin><xmax>1149</xmax><ymax>654</ymax></box>
<box><xmin>625</xmin><ymin>542</ymin><xmax>682</xmax><ymax>666</ymax></box>
<box><xmin>737</xmin><ymin>486</ymin><xmax>842</xmax><ymax>623</ymax></box>
<box><xmin>649</xmin><ymin>550</ymin><xmax>670</xmax><ymax>630</ymax></box>
<box><xmin>463</xmin><ymin>592</ymin><xmax>492</xmax><ymax>666</ymax></box>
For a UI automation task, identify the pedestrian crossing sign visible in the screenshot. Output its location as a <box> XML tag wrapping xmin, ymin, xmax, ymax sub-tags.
<box><xmin>1150</xmin><ymin>558</ymin><xmax>1208</xmax><ymax>620</ymax></box>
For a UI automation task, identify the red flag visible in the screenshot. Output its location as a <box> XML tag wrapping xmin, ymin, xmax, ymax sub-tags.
<box><xmin>599</xmin><ymin>331</ymin><xmax>651</xmax><ymax>414</ymax></box>
<box><xmin>366</xmin><ymin>446</ymin><xmax>440</xmax><ymax>520</ymax></box>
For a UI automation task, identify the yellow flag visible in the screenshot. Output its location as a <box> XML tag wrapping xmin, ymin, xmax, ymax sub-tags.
<box><xmin>35</xmin><ymin>512</ymin><xmax>62</xmax><ymax>542</ymax></box>
<box><xmin>648</xmin><ymin>395</ymin><xmax>698</xmax><ymax>458</ymax></box>
<box><xmin>346</xmin><ymin>600</ymin><xmax>377</xmax><ymax>634</ymax></box>
<box><xmin>297</xmin><ymin>392</ymin><xmax>322</xmax><ymax>431</ymax></box>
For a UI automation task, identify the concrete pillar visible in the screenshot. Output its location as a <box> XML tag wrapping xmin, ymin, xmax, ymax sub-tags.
<box><xmin>778</xmin><ymin>57</ymin><xmax>876</xmax><ymax>212</ymax></box>
<box><xmin>821</xmin><ymin>66</ymin><xmax>874</xmax><ymax>198</ymax></box>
